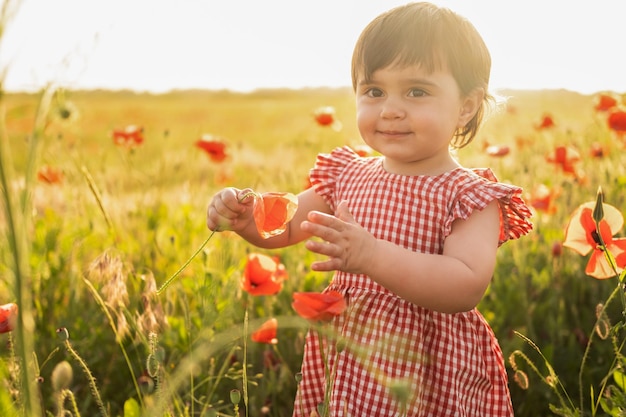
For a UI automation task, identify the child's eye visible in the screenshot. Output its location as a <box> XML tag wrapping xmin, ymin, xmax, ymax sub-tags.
<box><xmin>408</xmin><ymin>88</ymin><xmax>427</xmax><ymax>97</ymax></box>
<box><xmin>365</xmin><ymin>88</ymin><xmax>384</xmax><ymax>98</ymax></box>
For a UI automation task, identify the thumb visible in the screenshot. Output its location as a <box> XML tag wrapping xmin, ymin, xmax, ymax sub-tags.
<box><xmin>335</xmin><ymin>200</ymin><xmax>356</xmax><ymax>223</ymax></box>
<box><xmin>237</xmin><ymin>188</ymin><xmax>257</xmax><ymax>206</ymax></box>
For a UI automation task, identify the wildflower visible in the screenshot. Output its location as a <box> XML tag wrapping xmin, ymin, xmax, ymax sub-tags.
<box><xmin>545</xmin><ymin>145</ymin><xmax>581</xmax><ymax>176</ymax></box>
<box><xmin>562</xmin><ymin>199</ymin><xmax>626</xmax><ymax>279</ymax></box>
<box><xmin>251</xmin><ymin>318</ymin><xmax>278</xmax><ymax>344</ymax></box>
<box><xmin>535</xmin><ymin>114</ymin><xmax>555</xmax><ymax>130</ymax></box>
<box><xmin>589</xmin><ymin>142</ymin><xmax>607</xmax><ymax>158</ymax></box>
<box><xmin>594</xmin><ymin>93</ymin><xmax>618</xmax><ymax>112</ymax></box>
<box><xmin>244</xmin><ymin>191</ymin><xmax>298</xmax><ymax>239</ymax></box>
<box><xmin>242</xmin><ymin>253</ymin><xmax>288</xmax><ymax>296</ymax></box>
<box><xmin>551</xmin><ymin>241</ymin><xmax>563</xmax><ymax>257</ymax></box>
<box><xmin>528</xmin><ymin>184</ymin><xmax>559</xmax><ymax>214</ymax></box>
<box><xmin>37</xmin><ymin>165</ymin><xmax>63</xmax><ymax>184</ymax></box>
<box><xmin>313</xmin><ymin>106</ymin><xmax>342</xmax><ymax>131</ymax></box>
<box><xmin>514</xmin><ymin>135</ymin><xmax>533</xmax><ymax>149</ymax></box>
<box><xmin>195</xmin><ymin>134</ymin><xmax>227</xmax><ymax>162</ymax></box>
<box><xmin>0</xmin><ymin>303</ymin><xmax>18</xmax><ymax>333</ymax></box>
<box><xmin>292</xmin><ymin>291</ymin><xmax>347</xmax><ymax>323</ymax></box>
<box><xmin>607</xmin><ymin>109</ymin><xmax>626</xmax><ymax>135</ymax></box>
<box><xmin>313</xmin><ymin>106</ymin><xmax>336</xmax><ymax>126</ymax></box>
<box><xmin>112</xmin><ymin>125</ymin><xmax>144</xmax><ymax>148</ymax></box>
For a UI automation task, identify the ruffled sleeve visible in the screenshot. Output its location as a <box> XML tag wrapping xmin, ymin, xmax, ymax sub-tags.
<box><xmin>309</xmin><ymin>146</ymin><xmax>360</xmax><ymax>211</ymax></box>
<box><xmin>447</xmin><ymin>168</ymin><xmax>533</xmax><ymax>245</ymax></box>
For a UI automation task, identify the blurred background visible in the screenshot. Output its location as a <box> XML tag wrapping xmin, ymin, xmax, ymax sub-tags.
<box><xmin>3</xmin><ymin>0</ymin><xmax>626</xmax><ymax>95</ymax></box>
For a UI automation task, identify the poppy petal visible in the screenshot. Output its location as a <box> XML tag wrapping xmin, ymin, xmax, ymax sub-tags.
<box><xmin>253</xmin><ymin>192</ymin><xmax>298</xmax><ymax>239</ymax></box>
<box><xmin>586</xmin><ymin>251</ymin><xmax>617</xmax><ymax>279</ymax></box>
<box><xmin>563</xmin><ymin>202</ymin><xmax>624</xmax><ymax>256</ymax></box>
<box><xmin>292</xmin><ymin>291</ymin><xmax>346</xmax><ymax>322</ymax></box>
<box><xmin>251</xmin><ymin>318</ymin><xmax>278</xmax><ymax>344</ymax></box>
<box><xmin>0</xmin><ymin>303</ymin><xmax>18</xmax><ymax>333</ymax></box>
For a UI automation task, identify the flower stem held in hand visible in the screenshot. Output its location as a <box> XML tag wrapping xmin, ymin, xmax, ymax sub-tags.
<box><xmin>156</xmin><ymin>231</ymin><xmax>215</xmax><ymax>295</ymax></box>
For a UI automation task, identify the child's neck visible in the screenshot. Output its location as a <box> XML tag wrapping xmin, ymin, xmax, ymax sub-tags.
<box><xmin>381</xmin><ymin>155</ymin><xmax>461</xmax><ymax>176</ymax></box>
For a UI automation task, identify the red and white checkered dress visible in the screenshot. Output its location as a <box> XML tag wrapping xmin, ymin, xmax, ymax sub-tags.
<box><xmin>294</xmin><ymin>146</ymin><xmax>532</xmax><ymax>417</ymax></box>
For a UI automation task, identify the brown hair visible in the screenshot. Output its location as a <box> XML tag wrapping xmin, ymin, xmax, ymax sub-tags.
<box><xmin>351</xmin><ymin>2</ymin><xmax>493</xmax><ymax>148</ymax></box>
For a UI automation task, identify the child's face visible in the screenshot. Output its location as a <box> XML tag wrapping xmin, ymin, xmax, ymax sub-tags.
<box><xmin>355</xmin><ymin>64</ymin><xmax>476</xmax><ymax>175</ymax></box>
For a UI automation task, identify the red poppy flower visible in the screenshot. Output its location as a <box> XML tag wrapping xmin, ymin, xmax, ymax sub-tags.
<box><xmin>535</xmin><ymin>114</ymin><xmax>555</xmax><ymax>130</ymax></box>
<box><xmin>514</xmin><ymin>136</ymin><xmax>533</xmax><ymax>149</ymax></box>
<box><xmin>528</xmin><ymin>184</ymin><xmax>559</xmax><ymax>214</ymax></box>
<box><xmin>37</xmin><ymin>165</ymin><xmax>63</xmax><ymax>184</ymax></box>
<box><xmin>292</xmin><ymin>291</ymin><xmax>347</xmax><ymax>323</ymax></box>
<box><xmin>563</xmin><ymin>201</ymin><xmax>626</xmax><ymax>279</ymax></box>
<box><xmin>251</xmin><ymin>192</ymin><xmax>298</xmax><ymax>239</ymax></box>
<box><xmin>0</xmin><ymin>303</ymin><xmax>18</xmax><ymax>333</ymax></box>
<box><xmin>608</xmin><ymin>110</ymin><xmax>626</xmax><ymax>134</ymax></box>
<box><xmin>485</xmin><ymin>144</ymin><xmax>510</xmax><ymax>157</ymax></box>
<box><xmin>589</xmin><ymin>142</ymin><xmax>607</xmax><ymax>158</ymax></box>
<box><xmin>594</xmin><ymin>94</ymin><xmax>618</xmax><ymax>112</ymax></box>
<box><xmin>242</xmin><ymin>253</ymin><xmax>288</xmax><ymax>296</ymax></box>
<box><xmin>314</xmin><ymin>106</ymin><xmax>335</xmax><ymax>126</ymax></box>
<box><xmin>195</xmin><ymin>135</ymin><xmax>227</xmax><ymax>162</ymax></box>
<box><xmin>545</xmin><ymin>145</ymin><xmax>581</xmax><ymax>176</ymax></box>
<box><xmin>112</xmin><ymin>125</ymin><xmax>144</xmax><ymax>148</ymax></box>
<box><xmin>251</xmin><ymin>318</ymin><xmax>278</xmax><ymax>344</ymax></box>
<box><xmin>313</xmin><ymin>106</ymin><xmax>342</xmax><ymax>131</ymax></box>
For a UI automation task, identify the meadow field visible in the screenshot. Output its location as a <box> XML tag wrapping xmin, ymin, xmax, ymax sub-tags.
<box><xmin>1</xmin><ymin>86</ymin><xmax>626</xmax><ymax>417</ymax></box>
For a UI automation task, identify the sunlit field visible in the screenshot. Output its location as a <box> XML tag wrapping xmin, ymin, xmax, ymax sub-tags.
<box><xmin>1</xmin><ymin>86</ymin><xmax>626</xmax><ymax>417</ymax></box>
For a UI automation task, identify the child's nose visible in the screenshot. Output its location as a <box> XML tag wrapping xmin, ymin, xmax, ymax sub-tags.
<box><xmin>380</xmin><ymin>97</ymin><xmax>405</xmax><ymax>119</ymax></box>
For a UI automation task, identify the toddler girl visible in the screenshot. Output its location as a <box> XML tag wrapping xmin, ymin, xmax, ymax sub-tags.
<box><xmin>207</xmin><ymin>2</ymin><xmax>532</xmax><ymax>415</ymax></box>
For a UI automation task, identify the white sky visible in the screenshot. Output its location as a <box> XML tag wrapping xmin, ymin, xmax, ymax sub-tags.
<box><xmin>2</xmin><ymin>0</ymin><xmax>626</xmax><ymax>94</ymax></box>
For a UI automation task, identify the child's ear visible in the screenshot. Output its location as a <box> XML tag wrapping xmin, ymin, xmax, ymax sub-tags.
<box><xmin>458</xmin><ymin>88</ymin><xmax>484</xmax><ymax>128</ymax></box>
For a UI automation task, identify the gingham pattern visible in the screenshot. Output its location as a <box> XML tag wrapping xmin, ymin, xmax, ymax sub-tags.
<box><xmin>293</xmin><ymin>146</ymin><xmax>532</xmax><ymax>417</ymax></box>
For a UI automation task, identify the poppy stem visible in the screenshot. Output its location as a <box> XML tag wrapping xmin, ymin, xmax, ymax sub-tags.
<box><xmin>238</xmin><ymin>191</ymin><xmax>259</xmax><ymax>203</ymax></box>
<box><xmin>156</xmin><ymin>231</ymin><xmax>216</xmax><ymax>295</ymax></box>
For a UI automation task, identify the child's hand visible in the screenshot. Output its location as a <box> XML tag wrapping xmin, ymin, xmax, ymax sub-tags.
<box><xmin>301</xmin><ymin>200</ymin><xmax>377</xmax><ymax>274</ymax></box>
<box><xmin>206</xmin><ymin>187</ymin><xmax>255</xmax><ymax>232</ymax></box>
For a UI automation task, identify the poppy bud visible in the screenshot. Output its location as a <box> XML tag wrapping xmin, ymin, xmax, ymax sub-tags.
<box><xmin>592</xmin><ymin>187</ymin><xmax>604</xmax><ymax>223</ymax></box>
<box><xmin>336</xmin><ymin>337</ymin><xmax>347</xmax><ymax>353</ymax></box>
<box><xmin>137</xmin><ymin>373</ymin><xmax>155</xmax><ymax>395</ymax></box>
<box><xmin>388</xmin><ymin>378</ymin><xmax>411</xmax><ymax>405</ymax></box>
<box><xmin>56</xmin><ymin>327</ymin><xmax>70</xmax><ymax>341</ymax></box>
<box><xmin>51</xmin><ymin>361</ymin><xmax>73</xmax><ymax>392</ymax></box>
<box><xmin>230</xmin><ymin>389</ymin><xmax>241</xmax><ymax>404</ymax></box>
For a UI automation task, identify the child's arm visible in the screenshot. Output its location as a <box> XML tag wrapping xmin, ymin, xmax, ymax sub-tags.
<box><xmin>206</xmin><ymin>187</ymin><xmax>332</xmax><ymax>249</ymax></box>
<box><xmin>301</xmin><ymin>200</ymin><xmax>501</xmax><ymax>313</ymax></box>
